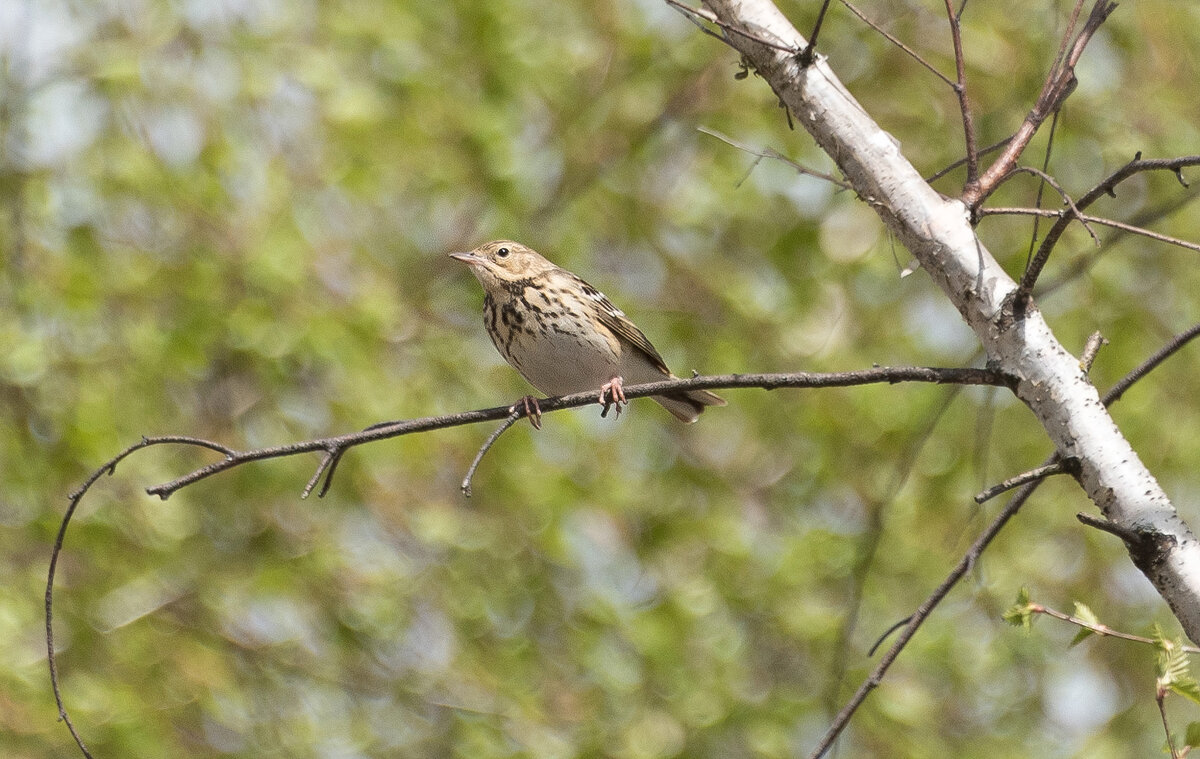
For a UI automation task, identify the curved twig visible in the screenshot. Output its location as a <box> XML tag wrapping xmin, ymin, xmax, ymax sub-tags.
<box><xmin>461</xmin><ymin>411</ymin><xmax>523</xmax><ymax>496</ymax></box>
<box><xmin>998</xmin><ymin>166</ymin><xmax>1099</xmax><ymax>245</ymax></box>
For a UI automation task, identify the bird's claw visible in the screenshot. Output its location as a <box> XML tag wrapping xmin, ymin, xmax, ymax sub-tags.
<box><xmin>599</xmin><ymin>376</ymin><xmax>627</xmax><ymax>419</ymax></box>
<box><xmin>510</xmin><ymin>395</ymin><xmax>543</xmax><ymax>430</ymax></box>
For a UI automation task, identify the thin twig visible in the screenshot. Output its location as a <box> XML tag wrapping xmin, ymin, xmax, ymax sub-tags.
<box><xmin>818</xmin><ymin>323</ymin><xmax>1200</xmax><ymax>756</ymax></box>
<box><xmin>1038</xmin><ymin>193</ymin><xmax>1200</xmax><ymax>297</ymax></box>
<box><xmin>1028</xmin><ymin>601</ymin><xmax>1200</xmax><ymax>653</ymax></box>
<box><xmin>1013</xmin><ymin>153</ymin><xmax>1200</xmax><ymax>297</ymax></box>
<box><xmin>964</xmin><ymin>1</ymin><xmax>1118</xmax><ymax>206</ymax></box>
<box><xmin>1022</xmin><ymin>110</ymin><xmax>1061</xmax><ymax>261</ymax></box>
<box><xmin>1003</xmin><ymin>166</ymin><xmax>1099</xmax><ymax>245</ymax></box>
<box><xmin>800</xmin><ymin>0</ymin><xmax>835</xmax><ymax>66</ymax></box>
<box><xmin>1159</xmin><ymin>688</ymin><xmax>1181</xmax><ymax>759</ymax></box>
<box><xmin>867</xmin><ymin>616</ymin><xmax>912</xmax><ymax>656</ymax></box>
<box><xmin>943</xmin><ymin>0</ymin><xmax>978</xmax><ymax>185</ymax></box>
<box><xmin>810</xmin><ymin>469</ymin><xmax>1044</xmax><ymax>758</ymax></box>
<box><xmin>47</xmin><ymin>366</ymin><xmax>1012</xmax><ymax>754</ymax></box>
<box><xmin>1102</xmin><ymin>322</ymin><xmax>1200</xmax><ymax>406</ymax></box>
<box><xmin>462</xmin><ymin>412</ymin><xmax>522</xmax><ymax>496</ymax></box>
<box><xmin>664</xmin><ymin>0</ymin><xmax>798</xmax><ymax>53</ymax></box>
<box><xmin>698</xmin><ymin>126</ymin><xmax>854</xmax><ymax>190</ymax></box>
<box><xmin>979</xmin><ymin>207</ymin><xmax>1200</xmax><ymax>255</ymax></box>
<box><xmin>925</xmin><ymin>137</ymin><xmax>1012</xmax><ymax>184</ymax></box>
<box><xmin>839</xmin><ymin>0</ymin><xmax>955</xmax><ymax>87</ymax></box>
<box><xmin>973</xmin><ymin>462</ymin><xmax>1068</xmax><ymax>503</ymax></box>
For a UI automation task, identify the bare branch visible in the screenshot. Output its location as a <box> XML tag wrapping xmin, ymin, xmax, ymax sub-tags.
<box><xmin>140</xmin><ymin>367</ymin><xmax>1010</xmax><ymax>499</ymax></box>
<box><xmin>973</xmin><ymin>461</ymin><xmax>1070</xmax><ymax>504</ymax></box>
<box><xmin>1015</xmin><ymin>153</ymin><xmax>1200</xmax><ymax>296</ymax></box>
<box><xmin>46</xmin><ymin>364</ymin><xmax>1012</xmax><ymax>754</ymax></box>
<box><xmin>981</xmin><ymin>207</ymin><xmax>1200</xmax><ymax>257</ymax></box>
<box><xmin>1004</xmin><ymin>165</ymin><xmax>1100</xmax><ymax>245</ymax></box>
<box><xmin>831</xmin><ymin>322</ymin><xmax>1198</xmax><ymax>755</ymax></box>
<box><xmin>462</xmin><ymin>411</ymin><xmax>523</xmax><ymax>496</ymax></box>
<box><xmin>942</xmin><ymin>0</ymin><xmax>978</xmax><ymax>184</ymax></box>
<box><xmin>811</xmin><ymin>470</ymin><xmax>1044</xmax><ymax>758</ymax></box>
<box><xmin>926</xmin><ymin>136</ymin><xmax>1012</xmax><ymax>184</ymax></box>
<box><xmin>1102</xmin><ymin>322</ymin><xmax>1200</xmax><ymax>407</ymax></box>
<box><xmin>799</xmin><ymin>0</ymin><xmax>834</xmax><ymax>66</ymax></box>
<box><xmin>963</xmin><ymin>1</ymin><xmax>1118</xmax><ymax>206</ymax></box>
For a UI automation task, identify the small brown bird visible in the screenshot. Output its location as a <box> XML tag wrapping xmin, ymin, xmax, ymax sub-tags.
<box><xmin>450</xmin><ymin>240</ymin><xmax>725</xmax><ymax>425</ymax></box>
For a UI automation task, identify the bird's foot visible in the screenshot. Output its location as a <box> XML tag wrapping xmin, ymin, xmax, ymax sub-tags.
<box><xmin>510</xmin><ymin>395</ymin><xmax>543</xmax><ymax>430</ymax></box>
<box><xmin>599</xmin><ymin>376</ymin><xmax>627</xmax><ymax>419</ymax></box>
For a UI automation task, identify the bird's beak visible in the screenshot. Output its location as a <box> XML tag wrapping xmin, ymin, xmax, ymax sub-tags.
<box><xmin>448</xmin><ymin>251</ymin><xmax>481</xmax><ymax>264</ymax></box>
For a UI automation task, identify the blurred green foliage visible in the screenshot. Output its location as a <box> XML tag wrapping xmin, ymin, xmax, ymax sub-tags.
<box><xmin>3</xmin><ymin>0</ymin><xmax>1199</xmax><ymax>756</ymax></box>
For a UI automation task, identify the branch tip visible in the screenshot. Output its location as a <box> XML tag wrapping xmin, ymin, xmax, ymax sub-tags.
<box><xmin>1076</xmin><ymin>512</ymin><xmax>1142</xmax><ymax>544</ymax></box>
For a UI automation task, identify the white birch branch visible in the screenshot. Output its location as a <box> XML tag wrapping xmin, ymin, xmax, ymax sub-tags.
<box><xmin>700</xmin><ymin>0</ymin><xmax>1200</xmax><ymax>640</ymax></box>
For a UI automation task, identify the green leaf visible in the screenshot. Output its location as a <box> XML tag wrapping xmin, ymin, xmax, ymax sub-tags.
<box><xmin>1002</xmin><ymin>587</ymin><xmax>1035</xmax><ymax>630</ymax></box>
<box><xmin>1183</xmin><ymin>722</ymin><xmax>1200</xmax><ymax>749</ymax></box>
<box><xmin>1068</xmin><ymin>601</ymin><xmax>1099</xmax><ymax>647</ymax></box>
<box><xmin>1155</xmin><ymin>628</ymin><xmax>1200</xmax><ymax>705</ymax></box>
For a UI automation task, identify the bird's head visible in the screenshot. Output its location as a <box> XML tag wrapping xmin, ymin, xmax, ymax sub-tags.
<box><xmin>449</xmin><ymin>241</ymin><xmax>557</xmax><ymax>288</ymax></box>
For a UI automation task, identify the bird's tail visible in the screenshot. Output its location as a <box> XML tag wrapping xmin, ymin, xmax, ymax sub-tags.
<box><xmin>653</xmin><ymin>388</ymin><xmax>726</xmax><ymax>423</ymax></box>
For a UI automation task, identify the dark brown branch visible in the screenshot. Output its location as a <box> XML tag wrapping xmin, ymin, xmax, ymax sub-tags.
<box><xmin>141</xmin><ymin>368</ymin><xmax>1012</xmax><ymax>499</ymax></box>
<box><xmin>47</xmin><ymin>365</ymin><xmax>1011</xmax><ymax>754</ymax></box>
<box><xmin>963</xmin><ymin>1</ymin><xmax>1118</xmax><ymax>207</ymax></box>
<box><xmin>810</xmin><ymin>466</ymin><xmax>1045</xmax><ymax>758</ymax></box>
<box><xmin>1038</xmin><ymin>193</ymin><xmax>1200</xmax><ymax>297</ymax></box>
<box><xmin>1003</xmin><ymin>165</ymin><xmax>1099</xmax><ymax>244</ymax></box>
<box><xmin>1015</xmin><ymin>153</ymin><xmax>1200</xmax><ymax>297</ymax></box>
<box><xmin>799</xmin><ymin>0</ymin><xmax>834</xmax><ymax>66</ymax></box>
<box><xmin>1102</xmin><ymin>322</ymin><xmax>1200</xmax><ymax>406</ymax></box>
<box><xmin>462</xmin><ymin>411</ymin><xmax>523</xmax><ymax>496</ymax></box>
<box><xmin>943</xmin><ymin>0</ymin><xmax>978</xmax><ymax>185</ymax></box>
<box><xmin>47</xmin><ymin>437</ymin><xmax>208</xmax><ymax>759</ymax></box>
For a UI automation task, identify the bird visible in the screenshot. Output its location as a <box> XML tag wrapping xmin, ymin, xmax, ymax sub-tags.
<box><xmin>449</xmin><ymin>240</ymin><xmax>725</xmax><ymax>427</ymax></box>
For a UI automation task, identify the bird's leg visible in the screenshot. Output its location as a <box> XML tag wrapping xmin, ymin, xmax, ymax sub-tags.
<box><xmin>509</xmin><ymin>395</ymin><xmax>543</xmax><ymax>430</ymax></box>
<box><xmin>599</xmin><ymin>376</ymin><xmax>627</xmax><ymax>419</ymax></box>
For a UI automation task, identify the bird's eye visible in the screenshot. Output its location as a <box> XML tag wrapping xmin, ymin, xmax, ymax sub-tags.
<box><xmin>496</xmin><ymin>247</ymin><xmax>510</xmax><ymax>258</ymax></box>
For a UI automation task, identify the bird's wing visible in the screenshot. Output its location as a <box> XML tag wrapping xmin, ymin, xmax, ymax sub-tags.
<box><xmin>578</xmin><ymin>278</ymin><xmax>672</xmax><ymax>375</ymax></box>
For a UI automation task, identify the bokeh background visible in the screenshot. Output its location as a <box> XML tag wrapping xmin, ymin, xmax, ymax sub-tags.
<box><xmin>3</xmin><ymin>1</ymin><xmax>1199</xmax><ymax>756</ymax></box>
